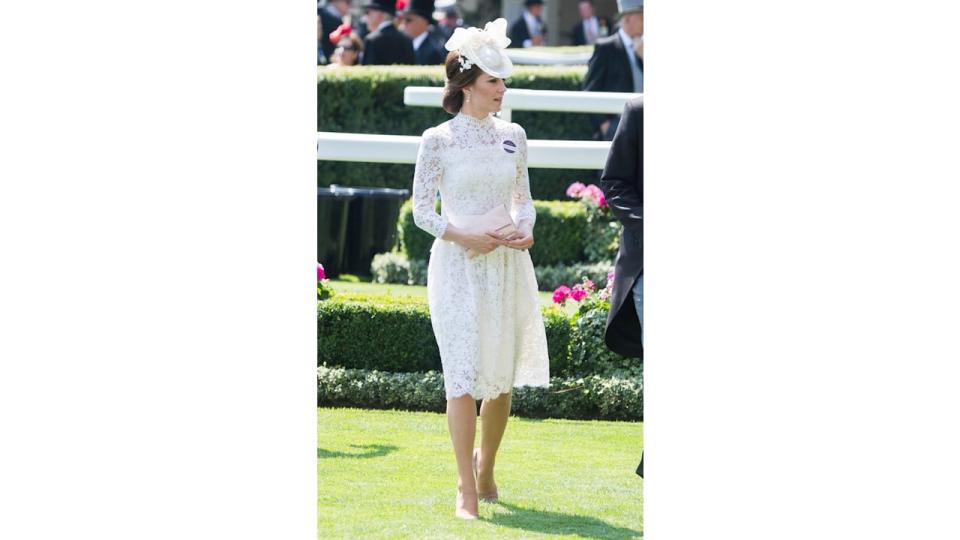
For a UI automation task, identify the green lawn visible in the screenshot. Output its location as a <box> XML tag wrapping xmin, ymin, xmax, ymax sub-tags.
<box><xmin>318</xmin><ymin>408</ymin><xmax>643</xmax><ymax>539</ymax></box>
<box><xmin>328</xmin><ymin>278</ymin><xmax>428</xmax><ymax>300</ymax></box>
<box><xmin>329</xmin><ymin>279</ymin><xmax>576</xmax><ymax>315</ymax></box>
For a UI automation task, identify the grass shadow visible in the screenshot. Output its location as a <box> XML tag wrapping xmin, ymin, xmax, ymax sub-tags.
<box><xmin>488</xmin><ymin>502</ymin><xmax>641</xmax><ymax>539</ymax></box>
<box><xmin>317</xmin><ymin>444</ymin><xmax>399</xmax><ymax>459</ymax></box>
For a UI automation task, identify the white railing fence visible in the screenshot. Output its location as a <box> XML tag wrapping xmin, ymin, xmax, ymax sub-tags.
<box><xmin>317</xmin><ymin>88</ymin><xmax>642</xmax><ymax>170</ymax></box>
<box><xmin>317</xmin><ymin>132</ymin><xmax>611</xmax><ymax>169</ymax></box>
<box><xmin>403</xmin><ymin>87</ymin><xmax>640</xmax><ymax>122</ymax></box>
<box><xmin>504</xmin><ymin>48</ymin><xmax>592</xmax><ymax>66</ymax></box>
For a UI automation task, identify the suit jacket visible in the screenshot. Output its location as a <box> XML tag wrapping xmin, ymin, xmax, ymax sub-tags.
<box><xmin>355</xmin><ymin>20</ymin><xmax>370</xmax><ymax>40</ymax></box>
<box><xmin>508</xmin><ymin>15</ymin><xmax>546</xmax><ymax>48</ymax></box>
<box><xmin>362</xmin><ymin>23</ymin><xmax>416</xmax><ymax>65</ymax></box>
<box><xmin>570</xmin><ymin>17</ymin><xmax>611</xmax><ymax>46</ymax></box>
<box><xmin>414</xmin><ymin>34</ymin><xmax>447</xmax><ymax>65</ymax></box>
<box><xmin>600</xmin><ymin>97</ymin><xmax>643</xmax><ymax>359</ymax></box>
<box><xmin>582</xmin><ymin>34</ymin><xmax>642</xmax><ymax>139</ymax></box>
<box><xmin>319</xmin><ymin>8</ymin><xmax>344</xmax><ymax>61</ymax></box>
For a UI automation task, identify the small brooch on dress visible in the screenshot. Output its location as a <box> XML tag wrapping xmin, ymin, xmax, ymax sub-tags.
<box><xmin>501</xmin><ymin>140</ymin><xmax>516</xmax><ymax>154</ymax></box>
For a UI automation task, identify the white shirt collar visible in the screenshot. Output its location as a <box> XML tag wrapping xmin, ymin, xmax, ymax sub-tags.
<box><xmin>412</xmin><ymin>31</ymin><xmax>429</xmax><ymax>50</ymax></box>
<box><xmin>618</xmin><ymin>27</ymin><xmax>634</xmax><ymax>49</ymax></box>
<box><xmin>376</xmin><ymin>20</ymin><xmax>392</xmax><ymax>32</ymax></box>
<box><xmin>523</xmin><ymin>10</ymin><xmax>540</xmax><ymax>33</ymax></box>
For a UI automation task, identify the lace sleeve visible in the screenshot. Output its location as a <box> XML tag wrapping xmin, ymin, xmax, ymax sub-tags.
<box><xmin>511</xmin><ymin>124</ymin><xmax>536</xmax><ymax>232</ymax></box>
<box><xmin>411</xmin><ymin>128</ymin><xmax>448</xmax><ymax>239</ymax></box>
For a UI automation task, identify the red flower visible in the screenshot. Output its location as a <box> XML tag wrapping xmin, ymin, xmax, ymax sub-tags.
<box><xmin>570</xmin><ymin>285</ymin><xmax>589</xmax><ymax>302</ymax></box>
<box><xmin>317</xmin><ymin>262</ymin><xmax>326</xmax><ymax>281</ymax></box>
<box><xmin>552</xmin><ymin>285</ymin><xmax>571</xmax><ymax>304</ymax></box>
<box><xmin>598</xmin><ymin>194</ymin><xmax>608</xmax><ymax>208</ymax></box>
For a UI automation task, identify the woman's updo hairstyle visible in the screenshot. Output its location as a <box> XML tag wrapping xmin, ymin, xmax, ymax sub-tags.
<box><xmin>442</xmin><ymin>51</ymin><xmax>483</xmax><ymax>114</ymax></box>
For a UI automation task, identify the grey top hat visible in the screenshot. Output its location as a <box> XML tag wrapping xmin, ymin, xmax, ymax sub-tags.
<box><xmin>617</xmin><ymin>0</ymin><xmax>643</xmax><ymax>15</ymax></box>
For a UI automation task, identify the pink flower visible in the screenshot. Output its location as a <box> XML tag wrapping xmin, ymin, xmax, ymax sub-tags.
<box><xmin>317</xmin><ymin>262</ymin><xmax>326</xmax><ymax>281</ymax></box>
<box><xmin>583</xmin><ymin>278</ymin><xmax>595</xmax><ymax>291</ymax></box>
<box><xmin>607</xmin><ymin>270</ymin><xmax>615</xmax><ymax>283</ymax></box>
<box><xmin>580</xmin><ymin>184</ymin><xmax>606</xmax><ymax>207</ymax></box>
<box><xmin>583</xmin><ymin>184</ymin><xmax>602</xmax><ymax>198</ymax></box>
<box><xmin>552</xmin><ymin>285</ymin><xmax>571</xmax><ymax>304</ymax></box>
<box><xmin>595</xmin><ymin>192</ymin><xmax>608</xmax><ymax>208</ymax></box>
<box><xmin>566</xmin><ymin>182</ymin><xmax>586</xmax><ymax>198</ymax></box>
<box><xmin>598</xmin><ymin>289</ymin><xmax>610</xmax><ymax>301</ymax></box>
<box><xmin>570</xmin><ymin>285</ymin><xmax>589</xmax><ymax>302</ymax></box>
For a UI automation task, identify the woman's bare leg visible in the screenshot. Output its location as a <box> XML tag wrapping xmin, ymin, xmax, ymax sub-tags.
<box><xmin>477</xmin><ymin>391</ymin><xmax>512</xmax><ymax>497</ymax></box>
<box><xmin>447</xmin><ymin>394</ymin><xmax>479</xmax><ymax>519</ymax></box>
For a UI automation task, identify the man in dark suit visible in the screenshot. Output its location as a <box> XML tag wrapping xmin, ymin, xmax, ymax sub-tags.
<box><xmin>571</xmin><ymin>0</ymin><xmax>611</xmax><ymax>46</ymax></box>
<box><xmin>509</xmin><ymin>0</ymin><xmax>547</xmax><ymax>48</ymax></box>
<box><xmin>600</xmin><ymin>96</ymin><xmax>643</xmax><ymax>477</ymax></box>
<box><xmin>319</xmin><ymin>0</ymin><xmax>352</xmax><ymax>61</ymax></box>
<box><xmin>582</xmin><ymin>0</ymin><xmax>643</xmax><ymax>140</ymax></box>
<box><xmin>360</xmin><ymin>0</ymin><xmax>416</xmax><ymax>65</ymax></box>
<box><xmin>401</xmin><ymin>0</ymin><xmax>447</xmax><ymax>65</ymax></box>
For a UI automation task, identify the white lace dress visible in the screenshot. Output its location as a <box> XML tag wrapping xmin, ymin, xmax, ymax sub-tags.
<box><xmin>412</xmin><ymin>112</ymin><xmax>551</xmax><ymax>400</ymax></box>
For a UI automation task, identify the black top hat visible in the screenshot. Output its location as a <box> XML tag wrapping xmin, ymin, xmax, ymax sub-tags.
<box><xmin>362</xmin><ymin>0</ymin><xmax>396</xmax><ymax>16</ymax></box>
<box><xmin>406</xmin><ymin>0</ymin><xmax>437</xmax><ymax>24</ymax></box>
<box><xmin>525</xmin><ymin>0</ymin><xmax>545</xmax><ymax>6</ymax></box>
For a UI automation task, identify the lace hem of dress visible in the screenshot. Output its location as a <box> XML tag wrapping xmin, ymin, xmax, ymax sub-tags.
<box><xmin>446</xmin><ymin>380</ymin><xmax>549</xmax><ymax>401</ymax></box>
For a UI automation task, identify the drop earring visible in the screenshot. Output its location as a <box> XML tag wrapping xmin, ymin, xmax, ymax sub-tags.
<box><xmin>465</xmin><ymin>93</ymin><xmax>471</xmax><ymax>103</ymax></box>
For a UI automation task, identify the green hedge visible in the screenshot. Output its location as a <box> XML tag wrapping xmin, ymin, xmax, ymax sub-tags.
<box><xmin>397</xmin><ymin>199</ymin><xmax>437</xmax><ymax>264</ymax></box>
<box><xmin>397</xmin><ymin>199</ymin><xmax>588</xmax><ymax>266</ymax></box>
<box><xmin>318</xmin><ymin>299</ymin><xmax>572</xmax><ymax>373</ymax></box>
<box><xmin>526</xmin><ymin>200</ymin><xmax>589</xmax><ymax>266</ymax></box>
<box><xmin>567</xmin><ymin>308</ymin><xmax>644</xmax><ymax>377</ymax></box>
<box><xmin>317</xmin><ymin>65</ymin><xmax>590</xmax><ymax>139</ymax></box>
<box><xmin>534</xmin><ymin>261</ymin><xmax>613</xmax><ymax>292</ymax></box>
<box><xmin>317</xmin><ymin>66</ymin><xmax>595</xmax><ymax>200</ymax></box>
<box><xmin>317</xmin><ymin>365</ymin><xmax>643</xmax><ymax>421</ymax></box>
<box><xmin>317</xmin><ymin>301</ymin><xmax>438</xmax><ymax>372</ymax></box>
<box><xmin>317</xmin><ymin>292</ymin><xmax>638</xmax><ymax>379</ymax></box>
<box><xmin>371</xmin><ymin>251</ymin><xmax>613</xmax><ymax>294</ymax></box>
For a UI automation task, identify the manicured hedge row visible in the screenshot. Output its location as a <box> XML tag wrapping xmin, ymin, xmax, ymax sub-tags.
<box><xmin>317</xmin><ymin>365</ymin><xmax>643</xmax><ymax>421</ymax></box>
<box><xmin>371</xmin><ymin>249</ymin><xmax>613</xmax><ymax>293</ymax></box>
<box><xmin>317</xmin><ymin>301</ymin><xmax>438</xmax><ymax>372</ymax></box>
<box><xmin>317</xmin><ymin>300</ymin><xmax>572</xmax><ymax>373</ymax></box>
<box><xmin>397</xmin><ymin>199</ymin><xmax>435</xmax><ymax>263</ymax></box>
<box><xmin>397</xmin><ymin>199</ymin><xmax>589</xmax><ymax>266</ymax></box>
<box><xmin>527</xmin><ymin>200</ymin><xmax>590</xmax><ymax>266</ymax></box>
<box><xmin>317</xmin><ymin>65</ymin><xmax>590</xmax><ymax>138</ymax></box>
<box><xmin>317</xmin><ymin>66</ymin><xmax>595</xmax><ymax>200</ymax></box>
<box><xmin>534</xmin><ymin>261</ymin><xmax>613</xmax><ymax>292</ymax></box>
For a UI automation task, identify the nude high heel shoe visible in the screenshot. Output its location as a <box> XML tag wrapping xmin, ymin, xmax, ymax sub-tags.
<box><xmin>473</xmin><ymin>449</ymin><xmax>499</xmax><ymax>503</ymax></box>
<box><xmin>455</xmin><ymin>487</ymin><xmax>479</xmax><ymax>520</ymax></box>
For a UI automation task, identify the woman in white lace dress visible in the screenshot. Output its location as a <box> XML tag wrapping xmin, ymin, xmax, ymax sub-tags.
<box><xmin>411</xmin><ymin>19</ymin><xmax>550</xmax><ymax>520</ymax></box>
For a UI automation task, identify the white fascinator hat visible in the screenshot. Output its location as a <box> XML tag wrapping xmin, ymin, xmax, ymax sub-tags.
<box><xmin>444</xmin><ymin>18</ymin><xmax>514</xmax><ymax>79</ymax></box>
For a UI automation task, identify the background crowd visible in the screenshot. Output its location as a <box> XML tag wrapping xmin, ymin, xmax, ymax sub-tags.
<box><xmin>317</xmin><ymin>0</ymin><xmax>642</xmax><ymax>141</ymax></box>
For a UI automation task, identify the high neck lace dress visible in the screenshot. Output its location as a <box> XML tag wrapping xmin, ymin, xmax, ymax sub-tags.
<box><xmin>412</xmin><ymin>112</ymin><xmax>550</xmax><ymax>400</ymax></box>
